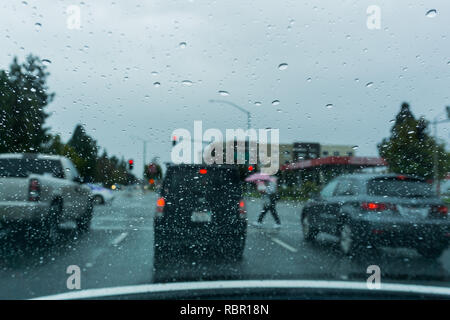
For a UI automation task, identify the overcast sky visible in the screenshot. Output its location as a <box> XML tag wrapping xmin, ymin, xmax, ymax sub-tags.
<box><xmin>1</xmin><ymin>0</ymin><xmax>449</xmax><ymax>177</ymax></box>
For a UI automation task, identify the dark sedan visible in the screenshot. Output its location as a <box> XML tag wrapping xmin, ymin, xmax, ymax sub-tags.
<box><xmin>301</xmin><ymin>174</ymin><xmax>450</xmax><ymax>258</ymax></box>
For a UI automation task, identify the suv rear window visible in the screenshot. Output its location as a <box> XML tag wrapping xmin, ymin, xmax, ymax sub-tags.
<box><xmin>0</xmin><ymin>158</ymin><xmax>64</xmax><ymax>178</ymax></box>
<box><xmin>163</xmin><ymin>166</ymin><xmax>241</xmax><ymax>197</ymax></box>
<box><xmin>367</xmin><ymin>177</ymin><xmax>435</xmax><ymax>198</ymax></box>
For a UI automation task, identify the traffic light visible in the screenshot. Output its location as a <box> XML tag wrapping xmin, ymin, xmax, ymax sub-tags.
<box><xmin>128</xmin><ymin>159</ymin><xmax>134</xmax><ymax>170</ymax></box>
<box><xmin>172</xmin><ymin>135</ymin><xmax>177</xmax><ymax>146</ymax></box>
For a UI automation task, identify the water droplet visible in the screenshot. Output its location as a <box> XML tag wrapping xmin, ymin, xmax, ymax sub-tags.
<box><xmin>306</xmin><ymin>77</ymin><xmax>312</xmax><ymax>82</ymax></box>
<box><xmin>352</xmin><ymin>145</ymin><xmax>359</xmax><ymax>150</ymax></box>
<box><xmin>272</xmin><ymin>100</ymin><xmax>280</xmax><ymax>106</ymax></box>
<box><xmin>426</xmin><ymin>9</ymin><xmax>437</xmax><ymax>18</ymax></box>
<box><xmin>366</xmin><ymin>82</ymin><xmax>374</xmax><ymax>88</ymax></box>
<box><xmin>179</xmin><ymin>42</ymin><xmax>187</xmax><ymax>48</ymax></box>
<box><xmin>42</xmin><ymin>59</ymin><xmax>51</xmax><ymax>65</ymax></box>
<box><xmin>181</xmin><ymin>80</ymin><xmax>193</xmax><ymax>86</ymax></box>
<box><xmin>151</xmin><ymin>71</ymin><xmax>158</xmax><ymax>76</ymax></box>
<box><xmin>34</xmin><ymin>22</ymin><xmax>42</xmax><ymax>30</ymax></box>
<box><xmin>218</xmin><ymin>90</ymin><xmax>229</xmax><ymax>96</ymax></box>
<box><xmin>254</xmin><ymin>101</ymin><xmax>262</xmax><ymax>106</ymax></box>
<box><xmin>22</xmin><ymin>1</ymin><xmax>28</xmax><ymax>5</ymax></box>
<box><xmin>325</xmin><ymin>104</ymin><xmax>333</xmax><ymax>109</ymax></box>
<box><xmin>278</xmin><ymin>63</ymin><xmax>288</xmax><ymax>70</ymax></box>
<box><xmin>153</xmin><ymin>82</ymin><xmax>161</xmax><ymax>87</ymax></box>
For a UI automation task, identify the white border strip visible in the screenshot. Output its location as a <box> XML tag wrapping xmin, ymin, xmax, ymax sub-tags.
<box><xmin>33</xmin><ymin>280</ymin><xmax>450</xmax><ymax>300</ymax></box>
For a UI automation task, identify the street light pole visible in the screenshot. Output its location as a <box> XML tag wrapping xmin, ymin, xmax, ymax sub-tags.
<box><xmin>431</xmin><ymin>107</ymin><xmax>450</xmax><ymax>196</ymax></box>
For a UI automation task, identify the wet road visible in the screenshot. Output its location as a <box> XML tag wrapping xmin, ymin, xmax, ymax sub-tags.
<box><xmin>1</xmin><ymin>190</ymin><xmax>450</xmax><ymax>299</ymax></box>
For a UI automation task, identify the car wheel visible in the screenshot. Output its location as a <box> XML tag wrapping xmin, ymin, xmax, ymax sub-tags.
<box><xmin>339</xmin><ymin>223</ymin><xmax>359</xmax><ymax>256</ymax></box>
<box><xmin>302</xmin><ymin>213</ymin><xmax>318</xmax><ymax>242</ymax></box>
<box><xmin>417</xmin><ymin>245</ymin><xmax>445</xmax><ymax>259</ymax></box>
<box><xmin>43</xmin><ymin>202</ymin><xmax>62</xmax><ymax>245</ymax></box>
<box><xmin>76</xmin><ymin>200</ymin><xmax>93</xmax><ymax>233</ymax></box>
<box><xmin>93</xmin><ymin>195</ymin><xmax>104</xmax><ymax>205</ymax></box>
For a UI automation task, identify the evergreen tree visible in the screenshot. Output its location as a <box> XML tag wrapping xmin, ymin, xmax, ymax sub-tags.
<box><xmin>378</xmin><ymin>102</ymin><xmax>450</xmax><ymax>179</ymax></box>
<box><xmin>0</xmin><ymin>55</ymin><xmax>54</xmax><ymax>153</ymax></box>
<box><xmin>67</xmin><ymin>124</ymin><xmax>98</xmax><ymax>182</ymax></box>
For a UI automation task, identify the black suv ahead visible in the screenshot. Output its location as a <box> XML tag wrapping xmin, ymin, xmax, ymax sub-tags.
<box><xmin>301</xmin><ymin>173</ymin><xmax>450</xmax><ymax>258</ymax></box>
<box><xmin>153</xmin><ymin>164</ymin><xmax>247</xmax><ymax>267</ymax></box>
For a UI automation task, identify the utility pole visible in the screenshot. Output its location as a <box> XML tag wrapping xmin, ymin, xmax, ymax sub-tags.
<box><xmin>432</xmin><ymin>106</ymin><xmax>450</xmax><ymax>196</ymax></box>
<box><xmin>130</xmin><ymin>135</ymin><xmax>151</xmax><ymax>180</ymax></box>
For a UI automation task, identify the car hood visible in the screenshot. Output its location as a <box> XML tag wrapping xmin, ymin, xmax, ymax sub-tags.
<box><xmin>32</xmin><ymin>280</ymin><xmax>450</xmax><ymax>300</ymax></box>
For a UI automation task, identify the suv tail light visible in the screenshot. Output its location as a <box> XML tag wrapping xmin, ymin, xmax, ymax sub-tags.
<box><xmin>28</xmin><ymin>178</ymin><xmax>41</xmax><ymax>202</ymax></box>
<box><xmin>361</xmin><ymin>202</ymin><xmax>397</xmax><ymax>211</ymax></box>
<box><xmin>156</xmin><ymin>197</ymin><xmax>165</xmax><ymax>215</ymax></box>
<box><xmin>238</xmin><ymin>199</ymin><xmax>246</xmax><ymax>217</ymax></box>
<box><xmin>432</xmin><ymin>205</ymin><xmax>448</xmax><ymax>217</ymax></box>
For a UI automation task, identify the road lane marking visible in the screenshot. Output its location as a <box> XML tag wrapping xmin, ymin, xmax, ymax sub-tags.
<box><xmin>270</xmin><ymin>237</ymin><xmax>298</xmax><ymax>253</ymax></box>
<box><xmin>91</xmin><ymin>225</ymin><xmax>153</xmax><ymax>231</ymax></box>
<box><xmin>111</xmin><ymin>232</ymin><xmax>128</xmax><ymax>246</ymax></box>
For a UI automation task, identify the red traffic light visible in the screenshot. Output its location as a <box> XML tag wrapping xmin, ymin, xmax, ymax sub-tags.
<box><xmin>128</xmin><ymin>159</ymin><xmax>134</xmax><ymax>165</ymax></box>
<box><xmin>248</xmin><ymin>165</ymin><xmax>254</xmax><ymax>172</ymax></box>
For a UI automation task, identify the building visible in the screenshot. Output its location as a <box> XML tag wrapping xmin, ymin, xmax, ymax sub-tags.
<box><xmin>280</xmin><ymin>156</ymin><xmax>387</xmax><ymax>186</ymax></box>
<box><xmin>279</xmin><ymin>144</ymin><xmax>294</xmax><ymax>165</ymax></box>
<box><xmin>320</xmin><ymin>144</ymin><xmax>356</xmax><ymax>157</ymax></box>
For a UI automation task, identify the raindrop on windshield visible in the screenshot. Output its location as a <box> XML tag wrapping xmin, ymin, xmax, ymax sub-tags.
<box><xmin>272</xmin><ymin>100</ymin><xmax>280</xmax><ymax>106</ymax></box>
<box><xmin>326</xmin><ymin>104</ymin><xmax>333</xmax><ymax>109</ymax></box>
<box><xmin>182</xmin><ymin>80</ymin><xmax>193</xmax><ymax>86</ymax></box>
<box><xmin>218</xmin><ymin>90</ymin><xmax>229</xmax><ymax>96</ymax></box>
<box><xmin>426</xmin><ymin>9</ymin><xmax>437</xmax><ymax>18</ymax></box>
<box><xmin>42</xmin><ymin>59</ymin><xmax>51</xmax><ymax>65</ymax></box>
<box><xmin>153</xmin><ymin>82</ymin><xmax>161</xmax><ymax>87</ymax></box>
<box><xmin>278</xmin><ymin>63</ymin><xmax>288</xmax><ymax>70</ymax></box>
<box><xmin>366</xmin><ymin>82</ymin><xmax>374</xmax><ymax>88</ymax></box>
<box><xmin>179</xmin><ymin>42</ymin><xmax>187</xmax><ymax>48</ymax></box>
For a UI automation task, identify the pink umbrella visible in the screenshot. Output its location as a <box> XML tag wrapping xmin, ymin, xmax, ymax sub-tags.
<box><xmin>245</xmin><ymin>173</ymin><xmax>277</xmax><ymax>183</ymax></box>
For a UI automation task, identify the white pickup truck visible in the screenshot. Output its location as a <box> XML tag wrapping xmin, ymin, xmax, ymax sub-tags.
<box><xmin>0</xmin><ymin>153</ymin><xmax>93</xmax><ymax>242</ymax></box>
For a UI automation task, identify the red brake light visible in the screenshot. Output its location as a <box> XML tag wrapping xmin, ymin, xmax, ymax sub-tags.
<box><xmin>361</xmin><ymin>202</ymin><xmax>396</xmax><ymax>211</ymax></box>
<box><xmin>199</xmin><ymin>169</ymin><xmax>207</xmax><ymax>174</ymax></box>
<box><xmin>156</xmin><ymin>197</ymin><xmax>165</xmax><ymax>207</ymax></box>
<box><xmin>156</xmin><ymin>197</ymin><xmax>165</xmax><ymax>213</ymax></box>
<box><xmin>28</xmin><ymin>178</ymin><xmax>40</xmax><ymax>201</ymax></box>
<box><xmin>397</xmin><ymin>175</ymin><xmax>406</xmax><ymax>180</ymax></box>
<box><xmin>239</xmin><ymin>200</ymin><xmax>246</xmax><ymax>216</ymax></box>
<box><xmin>433</xmin><ymin>205</ymin><xmax>448</xmax><ymax>216</ymax></box>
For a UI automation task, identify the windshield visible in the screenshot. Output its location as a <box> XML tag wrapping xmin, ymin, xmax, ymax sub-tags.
<box><xmin>0</xmin><ymin>0</ymin><xmax>450</xmax><ymax>301</ymax></box>
<box><xmin>368</xmin><ymin>178</ymin><xmax>436</xmax><ymax>198</ymax></box>
<box><xmin>0</xmin><ymin>158</ymin><xmax>64</xmax><ymax>178</ymax></box>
